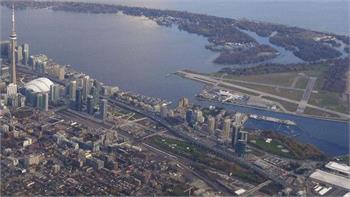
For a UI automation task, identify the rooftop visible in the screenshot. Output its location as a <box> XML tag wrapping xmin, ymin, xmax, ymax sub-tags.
<box><xmin>24</xmin><ymin>77</ymin><xmax>53</xmax><ymax>93</ymax></box>
<box><xmin>310</xmin><ymin>169</ymin><xmax>350</xmax><ymax>190</ymax></box>
<box><xmin>325</xmin><ymin>161</ymin><xmax>350</xmax><ymax>175</ymax></box>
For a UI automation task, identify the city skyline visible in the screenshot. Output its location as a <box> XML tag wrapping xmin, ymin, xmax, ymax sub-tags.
<box><xmin>0</xmin><ymin>1</ymin><xmax>349</xmax><ymax>196</ymax></box>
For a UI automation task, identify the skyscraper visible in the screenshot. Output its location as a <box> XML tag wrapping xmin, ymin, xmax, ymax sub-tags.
<box><xmin>234</xmin><ymin>130</ymin><xmax>248</xmax><ymax>157</ymax></box>
<box><xmin>7</xmin><ymin>95</ymin><xmax>18</xmax><ymax>109</ymax></box>
<box><xmin>35</xmin><ymin>59</ymin><xmax>47</xmax><ymax>74</ymax></box>
<box><xmin>177</xmin><ymin>99</ymin><xmax>184</xmax><ymax>108</ymax></box>
<box><xmin>238</xmin><ymin>130</ymin><xmax>248</xmax><ymax>142</ymax></box>
<box><xmin>194</xmin><ymin>110</ymin><xmax>203</xmax><ymax>122</ymax></box>
<box><xmin>231</xmin><ymin>123</ymin><xmax>241</xmax><ymax>149</ymax></box>
<box><xmin>22</xmin><ymin>43</ymin><xmax>29</xmax><ymax>65</ymax></box>
<box><xmin>235</xmin><ymin>112</ymin><xmax>247</xmax><ymax>126</ymax></box>
<box><xmin>0</xmin><ymin>41</ymin><xmax>10</xmax><ymax>59</ymax></box>
<box><xmin>90</xmin><ymin>86</ymin><xmax>99</xmax><ymax>108</ymax></box>
<box><xmin>9</xmin><ymin>4</ymin><xmax>17</xmax><ymax>84</ymax></box>
<box><xmin>50</xmin><ymin>84</ymin><xmax>60</xmax><ymax>103</ymax></box>
<box><xmin>0</xmin><ymin>58</ymin><xmax>3</xmax><ymax>80</ymax></box>
<box><xmin>235</xmin><ymin>140</ymin><xmax>246</xmax><ymax>157</ymax></box>
<box><xmin>99</xmin><ymin>99</ymin><xmax>108</xmax><ymax>120</ymax></box>
<box><xmin>222</xmin><ymin>118</ymin><xmax>231</xmax><ymax>142</ymax></box>
<box><xmin>207</xmin><ymin>116</ymin><xmax>216</xmax><ymax>135</ymax></box>
<box><xmin>36</xmin><ymin>92</ymin><xmax>49</xmax><ymax>111</ymax></box>
<box><xmin>182</xmin><ymin>97</ymin><xmax>189</xmax><ymax>108</ymax></box>
<box><xmin>69</xmin><ymin>80</ymin><xmax>77</xmax><ymax>101</ymax></box>
<box><xmin>52</xmin><ymin>64</ymin><xmax>65</xmax><ymax>80</ymax></box>
<box><xmin>18</xmin><ymin>94</ymin><xmax>26</xmax><ymax>108</ymax></box>
<box><xmin>160</xmin><ymin>104</ymin><xmax>168</xmax><ymax>118</ymax></box>
<box><xmin>6</xmin><ymin>83</ymin><xmax>18</xmax><ymax>109</ymax></box>
<box><xmin>75</xmin><ymin>88</ymin><xmax>83</xmax><ymax>111</ymax></box>
<box><xmin>16</xmin><ymin>45</ymin><xmax>23</xmax><ymax>63</ymax></box>
<box><xmin>168</xmin><ymin>109</ymin><xmax>175</xmax><ymax>117</ymax></box>
<box><xmin>87</xmin><ymin>95</ymin><xmax>94</xmax><ymax>115</ymax></box>
<box><xmin>186</xmin><ymin>109</ymin><xmax>195</xmax><ymax>126</ymax></box>
<box><xmin>82</xmin><ymin>75</ymin><xmax>90</xmax><ymax>102</ymax></box>
<box><xmin>178</xmin><ymin>97</ymin><xmax>190</xmax><ymax>108</ymax></box>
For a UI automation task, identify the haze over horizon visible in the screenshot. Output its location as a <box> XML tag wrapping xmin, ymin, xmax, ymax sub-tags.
<box><xmin>0</xmin><ymin>1</ymin><xmax>349</xmax><ymax>196</ymax></box>
<box><xmin>18</xmin><ymin>0</ymin><xmax>350</xmax><ymax>35</ymax></box>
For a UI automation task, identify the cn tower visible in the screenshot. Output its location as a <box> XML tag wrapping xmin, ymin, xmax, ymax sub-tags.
<box><xmin>9</xmin><ymin>3</ymin><xmax>17</xmax><ymax>84</ymax></box>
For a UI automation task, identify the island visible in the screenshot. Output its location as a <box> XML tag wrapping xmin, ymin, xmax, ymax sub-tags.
<box><xmin>1</xmin><ymin>0</ymin><xmax>348</xmax><ymax>65</ymax></box>
<box><xmin>1</xmin><ymin>1</ymin><xmax>349</xmax><ymax>196</ymax></box>
<box><xmin>1</xmin><ymin>0</ymin><xmax>349</xmax><ymax>119</ymax></box>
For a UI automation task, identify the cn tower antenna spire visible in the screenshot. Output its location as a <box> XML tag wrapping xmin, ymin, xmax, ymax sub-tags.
<box><xmin>9</xmin><ymin>0</ymin><xmax>17</xmax><ymax>84</ymax></box>
<box><xmin>11</xmin><ymin>2</ymin><xmax>16</xmax><ymax>35</ymax></box>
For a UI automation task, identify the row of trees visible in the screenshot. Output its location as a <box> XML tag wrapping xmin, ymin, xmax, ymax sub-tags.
<box><xmin>214</xmin><ymin>44</ymin><xmax>277</xmax><ymax>65</ymax></box>
<box><xmin>322</xmin><ymin>58</ymin><xmax>349</xmax><ymax>93</ymax></box>
<box><xmin>219</xmin><ymin>58</ymin><xmax>349</xmax><ymax>94</ymax></box>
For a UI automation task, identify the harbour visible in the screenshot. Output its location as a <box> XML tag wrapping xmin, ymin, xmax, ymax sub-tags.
<box><xmin>0</xmin><ymin>5</ymin><xmax>348</xmax><ymax>156</ymax></box>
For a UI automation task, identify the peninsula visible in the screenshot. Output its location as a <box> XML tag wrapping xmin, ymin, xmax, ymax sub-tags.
<box><xmin>1</xmin><ymin>0</ymin><xmax>349</xmax><ymax>119</ymax></box>
<box><xmin>1</xmin><ymin>0</ymin><xmax>348</xmax><ymax>65</ymax></box>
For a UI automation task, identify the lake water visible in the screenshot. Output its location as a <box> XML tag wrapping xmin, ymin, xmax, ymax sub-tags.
<box><xmin>50</xmin><ymin>0</ymin><xmax>350</xmax><ymax>36</ymax></box>
<box><xmin>0</xmin><ymin>1</ymin><xmax>349</xmax><ymax>156</ymax></box>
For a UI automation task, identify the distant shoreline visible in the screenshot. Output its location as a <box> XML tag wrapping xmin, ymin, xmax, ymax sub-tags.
<box><xmin>1</xmin><ymin>0</ymin><xmax>349</xmax><ymax>66</ymax></box>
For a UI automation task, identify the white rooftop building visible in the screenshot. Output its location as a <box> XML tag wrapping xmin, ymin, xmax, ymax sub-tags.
<box><xmin>325</xmin><ymin>161</ymin><xmax>350</xmax><ymax>175</ymax></box>
<box><xmin>310</xmin><ymin>169</ymin><xmax>350</xmax><ymax>190</ymax></box>
<box><xmin>24</xmin><ymin>77</ymin><xmax>53</xmax><ymax>93</ymax></box>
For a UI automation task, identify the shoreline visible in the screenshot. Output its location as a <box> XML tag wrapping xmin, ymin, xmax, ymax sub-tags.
<box><xmin>1</xmin><ymin>1</ymin><xmax>347</xmax><ymax>156</ymax></box>
<box><xmin>1</xmin><ymin>0</ymin><xmax>348</xmax><ymax>66</ymax></box>
<box><xmin>174</xmin><ymin>72</ymin><xmax>350</xmax><ymax>123</ymax></box>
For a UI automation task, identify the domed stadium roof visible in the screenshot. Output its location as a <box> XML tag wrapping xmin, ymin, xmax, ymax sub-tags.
<box><xmin>24</xmin><ymin>77</ymin><xmax>54</xmax><ymax>93</ymax></box>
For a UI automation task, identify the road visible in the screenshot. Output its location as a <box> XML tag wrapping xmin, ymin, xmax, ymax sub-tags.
<box><xmin>58</xmin><ymin>105</ymin><xmax>227</xmax><ymax>193</ymax></box>
<box><xmin>17</xmin><ymin>65</ymin><xmax>301</xmax><ymax>189</ymax></box>
<box><xmin>58</xmin><ymin>109</ymin><xmax>108</xmax><ymax>129</ymax></box>
<box><xmin>57</xmin><ymin>104</ymin><xmax>235</xmax><ymax>194</ymax></box>
<box><xmin>140</xmin><ymin>130</ymin><xmax>167</xmax><ymax>141</ymax></box>
<box><xmin>296</xmin><ymin>77</ymin><xmax>316</xmax><ymax>114</ymax></box>
<box><xmin>61</xmin><ymin>107</ymin><xmax>235</xmax><ymax>195</ymax></box>
<box><xmin>142</xmin><ymin>143</ymin><xmax>235</xmax><ymax>195</ymax></box>
<box><xmin>17</xmin><ymin>65</ymin><xmax>67</xmax><ymax>86</ymax></box>
<box><xmin>242</xmin><ymin>180</ymin><xmax>272</xmax><ymax>196</ymax></box>
<box><xmin>177</xmin><ymin>70</ymin><xmax>350</xmax><ymax>119</ymax></box>
<box><xmin>107</xmin><ymin>97</ymin><xmax>288</xmax><ymax>188</ymax></box>
<box><xmin>16</xmin><ymin>61</ymin><xmax>277</xmax><ymax>193</ymax></box>
<box><xmin>116</xmin><ymin>117</ymin><xmax>147</xmax><ymax>128</ymax></box>
<box><xmin>18</xmin><ymin>63</ymin><xmax>349</xmax><ymax>119</ymax></box>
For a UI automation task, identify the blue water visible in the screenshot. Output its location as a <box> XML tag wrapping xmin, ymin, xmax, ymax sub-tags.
<box><xmin>0</xmin><ymin>2</ymin><xmax>349</xmax><ymax>156</ymax></box>
<box><xmin>196</xmin><ymin>100</ymin><xmax>349</xmax><ymax>156</ymax></box>
<box><xmin>54</xmin><ymin>0</ymin><xmax>350</xmax><ymax>36</ymax></box>
<box><xmin>239</xmin><ymin>29</ymin><xmax>304</xmax><ymax>64</ymax></box>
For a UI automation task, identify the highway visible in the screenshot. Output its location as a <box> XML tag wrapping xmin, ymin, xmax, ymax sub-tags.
<box><xmin>17</xmin><ymin>65</ymin><xmax>67</xmax><ymax>86</ymax></box>
<box><xmin>177</xmin><ymin>70</ymin><xmax>350</xmax><ymax>119</ymax></box>
<box><xmin>107</xmin><ymin>97</ymin><xmax>288</xmax><ymax>188</ymax></box>
<box><xmin>17</xmin><ymin>64</ymin><xmax>349</xmax><ymax>119</ymax></box>
<box><xmin>17</xmin><ymin>65</ymin><xmax>290</xmax><ymax>188</ymax></box>
<box><xmin>58</xmin><ymin>105</ymin><xmax>234</xmax><ymax>194</ymax></box>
